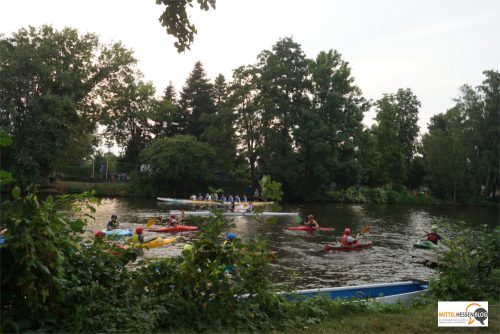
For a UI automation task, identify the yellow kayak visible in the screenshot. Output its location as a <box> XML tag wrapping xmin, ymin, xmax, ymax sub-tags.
<box><xmin>130</xmin><ymin>237</ymin><xmax>176</xmax><ymax>249</ymax></box>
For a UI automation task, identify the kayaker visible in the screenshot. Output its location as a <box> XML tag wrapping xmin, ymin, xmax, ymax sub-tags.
<box><xmin>426</xmin><ymin>225</ymin><xmax>442</xmax><ymax>244</ymax></box>
<box><xmin>132</xmin><ymin>227</ymin><xmax>145</xmax><ymax>255</ymax></box>
<box><xmin>221</xmin><ymin>194</ymin><xmax>227</xmax><ymax>202</ymax></box>
<box><xmin>228</xmin><ymin>194</ymin><xmax>234</xmax><ymax>202</ymax></box>
<box><xmin>167</xmin><ymin>214</ymin><xmax>178</xmax><ymax>227</ymax></box>
<box><xmin>132</xmin><ymin>227</ymin><xmax>145</xmax><ymax>244</ymax></box>
<box><xmin>224</xmin><ymin>232</ymin><xmax>236</xmax><ymax>247</ymax></box>
<box><xmin>245</xmin><ymin>202</ymin><xmax>254</xmax><ymax>212</ymax></box>
<box><xmin>243</xmin><ymin>194</ymin><xmax>248</xmax><ymax>202</ymax></box>
<box><xmin>107</xmin><ymin>214</ymin><xmax>119</xmax><ymax>231</ymax></box>
<box><xmin>341</xmin><ymin>228</ymin><xmax>359</xmax><ymax>245</ymax></box>
<box><xmin>304</xmin><ymin>214</ymin><xmax>319</xmax><ymax>229</ymax></box>
<box><xmin>234</xmin><ymin>195</ymin><xmax>241</xmax><ymax>202</ymax></box>
<box><xmin>189</xmin><ymin>194</ymin><xmax>197</xmax><ymax>200</ymax></box>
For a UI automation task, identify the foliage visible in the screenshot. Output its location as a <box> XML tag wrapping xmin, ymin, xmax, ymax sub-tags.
<box><xmin>156</xmin><ymin>0</ymin><xmax>216</xmax><ymax>52</ymax></box>
<box><xmin>259</xmin><ymin>175</ymin><xmax>284</xmax><ymax>202</ymax></box>
<box><xmin>130</xmin><ymin>135</ymin><xmax>215</xmax><ymax>197</ymax></box>
<box><xmin>325</xmin><ymin>186</ymin><xmax>438</xmax><ymax>205</ymax></box>
<box><xmin>430</xmin><ymin>223</ymin><xmax>500</xmax><ymax>301</ymax></box>
<box><xmin>0</xmin><ymin>25</ymin><xmax>137</xmax><ymax>185</ymax></box>
<box><xmin>0</xmin><ymin>189</ymin><xmax>97</xmax><ymax>330</ymax></box>
<box><xmin>423</xmin><ymin>70</ymin><xmax>500</xmax><ymax>203</ymax></box>
<box><xmin>371</xmin><ymin>88</ymin><xmax>421</xmax><ymax>186</ymax></box>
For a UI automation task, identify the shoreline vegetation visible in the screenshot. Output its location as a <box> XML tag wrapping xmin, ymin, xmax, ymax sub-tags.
<box><xmin>47</xmin><ymin>180</ymin><xmax>498</xmax><ymax>207</ymax></box>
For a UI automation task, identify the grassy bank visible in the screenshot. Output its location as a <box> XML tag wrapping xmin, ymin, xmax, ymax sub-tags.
<box><xmin>54</xmin><ymin>180</ymin><xmax>128</xmax><ymax>196</ymax></box>
<box><xmin>293</xmin><ymin>303</ymin><xmax>499</xmax><ymax>334</ymax></box>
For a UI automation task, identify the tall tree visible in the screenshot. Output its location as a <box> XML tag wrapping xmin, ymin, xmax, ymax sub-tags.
<box><xmin>178</xmin><ymin>61</ymin><xmax>216</xmax><ymax>139</ymax></box>
<box><xmin>151</xmin><ymin>82</ymin><xmax>181</xmax><ymax>138</ymax></box>
<box><xmin>229</xmin><ymin>66</ymin><xmax>263</xmax><ymax>188</ymax></box>
<box><xmin>254</xmin><ymin>37</ymin><xmax>310</xmax><ymax>196</ymax></box>
<box><xmin>0</xmin><ymin>25</ymin><xmax>136</xmax><ymax>184</ymax></box>
<box><xmin>199</xmin><ymin>74</ymin><xmax>236</xmax><ymax>173</ymax></box>
<box><xmin>101</xmin><ymin>79</ymin><xmax>156</xmax><ymax>171</ymax></box>
<box><xmin>299</xmin><ymin>50</ymin><xmax>368</xmax><ymax>197</ymax></box>
<box><xmin>372</xmin><ymin>88</ymin><xmax>420</xmax><ymax>186</ymax></box>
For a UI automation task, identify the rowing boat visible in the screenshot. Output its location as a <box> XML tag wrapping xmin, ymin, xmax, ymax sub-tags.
<box><xmin>169</xmin><ymin>210</ymin><xmax>299</xmax><ymax>217</ymax></box>
<box><xmin>157</xmin><ymin>197</ymin><xmax>274</xmax><ymax>206</ymax></box>
<box><xmin>283</xmin><ymin>281</ymin><xmax>428</xmax><ymax>306</ymax></box>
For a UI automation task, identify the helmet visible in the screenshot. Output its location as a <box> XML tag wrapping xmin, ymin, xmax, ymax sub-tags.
<box><xmin>95</xmin><ymin>230</ymin><xmax>105</xmax><ymax>238</ymax></box>
<box><xmin>344</xmin><ymin>228</ymin><xmax>351</xmax><ymax>235</ymax></box>
<box><xmin>135</xmin><ymin>227</ymin><xmax>144</xmax><ymax>234</ymax></box>
<box><xmin>111</xmin><ymin>214</ymin><xmax>117</xmax><ymax>219</ymax></box>
<box><xmin>183</xmin><ymin>244</ymin><xmax>193</xmax><ymax>252</ymax></box>
<box><xmin>226</xmin><ymin>232</ymin><xmax>236</xmax><ymax>241</ymax></box>
<box><xmin>431</xmin><ymin>225</ymin><xmax>438</xmax><ymax>232</ymax></box>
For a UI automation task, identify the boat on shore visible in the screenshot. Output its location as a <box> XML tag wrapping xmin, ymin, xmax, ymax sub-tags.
<box><xmin>169</xmin><ymin>210</ymin><xmax>299</xmax><ymax>217</ymax></box>
<box><xmin>157</xmin><ymin>197</ymin><xmax>274</xmax><ymax>206</ymax></box>
<box><xmin>283</xmin><ymin>281</ymin><xmax>428</xmax><ymax>306</ymax></box>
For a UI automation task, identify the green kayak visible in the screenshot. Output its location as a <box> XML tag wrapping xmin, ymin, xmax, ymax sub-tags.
<box><xmin>413</xmin><ymin>240</ymin><xmax>438</xmax><ymax>249</ymax></box>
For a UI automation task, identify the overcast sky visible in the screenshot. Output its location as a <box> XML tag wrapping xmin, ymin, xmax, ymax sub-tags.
<box><xmin>1</xmin><ymin>0</ymin><xmax>499</xmax><ymax>133</ymax></box>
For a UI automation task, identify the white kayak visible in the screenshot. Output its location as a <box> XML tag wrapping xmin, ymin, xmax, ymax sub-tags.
<box><xmin>169</xmin><ymin>210</ymin><xmax>299</xmax><ymax>217</ymax></box>
<box><xmin>157</xmin><ymin>197</ymin><xmax>274</xmax><ymax>206</ymax></box>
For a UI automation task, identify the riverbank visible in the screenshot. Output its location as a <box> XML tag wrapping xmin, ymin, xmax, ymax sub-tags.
<box><xmin>293</xmin><ymin>303</ymin><xmax>499</xmax><ymax>334</ymax></box>
<box><xmin>53</xmin><ymin>180</ymin><xmax>128</xmax><ymax>197</ymax></box>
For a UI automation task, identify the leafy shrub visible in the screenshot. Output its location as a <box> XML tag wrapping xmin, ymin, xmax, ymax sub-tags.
<box><xmin>430</xmin><ymin>223</ymin><xmax>500</xmax><ymax>301</ymax></box>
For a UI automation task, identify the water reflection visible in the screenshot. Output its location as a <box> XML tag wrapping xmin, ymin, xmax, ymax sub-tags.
<box><xmin>84</xmin><ymin>198</ymin><xmax>498</xmax><ymax>289</ymax></box>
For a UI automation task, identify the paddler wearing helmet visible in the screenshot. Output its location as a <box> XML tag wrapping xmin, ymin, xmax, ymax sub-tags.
<box><xmin>426</xmin><ymin>225</ymin><xmax>442</xmax><ymax>244</ymax></box>
<box><xmin>340</xmin><ymin>227</ymin><xmax>359</xmax><ymax>246</ymax></box>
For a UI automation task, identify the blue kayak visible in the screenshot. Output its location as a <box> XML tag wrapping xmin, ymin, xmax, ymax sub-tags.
<box><xmin>102</xmin><ymin>229</ymin><xmax>132</xmax><ymax>236</ymax></box>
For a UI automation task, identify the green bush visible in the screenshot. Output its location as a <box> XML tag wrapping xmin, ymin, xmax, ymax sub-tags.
<box><xmin>429</xmin><ymin>223</ymin><xmax>500</xmax><ymax>301</ymax></box>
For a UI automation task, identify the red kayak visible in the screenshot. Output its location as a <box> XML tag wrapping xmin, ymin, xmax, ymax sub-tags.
<box><xmin>148</xmin><ymin>226</ymin><xmax>198</xmax><ymax>233</ymax></box>
<box><xmin>324</xmin><ymin>241</ymin><xmax>372</xmax><ymax>251</ymax></box>
<box><xmin>287</xmin><ymin>227</ymin><xmax>335</xmax><ymax>232</ymax></box>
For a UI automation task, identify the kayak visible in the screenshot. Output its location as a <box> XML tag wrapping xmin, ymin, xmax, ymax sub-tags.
<box><xmin>324</xmin><ymin>241</ymin><xmax>372</xmax><ymax>251</ymax></box>
<box><xmin>148</xmin><ymin>226</ymin><xmax>199</xmax><ymax>233</ymax></box>
<box><xmin>157</xmin><ymin>197</ymin><xmax>274</xmax><ymax>206</ymax></box>
<box><xmin>287</xmin><ymin>227</ymin><xmax>335</xmax><ymax>232</ymax></box>
<box><xmin>102</xmin><ymin>229</ymin><xmax>132</xmax><ymax>236</ymax></box>
<box><xmin>134</xmin><ymin>237</ymin><xmax>176</xmax><ymax>249</ymax></box>
<box><xmin>170</xmin><ymin>210</ymin><xmax>299</xmax><ymax>217</ymax></box>
<box><xmin>413</xmin><ymin>240</ymin><xmax>438</xmax><ymax>249</ymax></box>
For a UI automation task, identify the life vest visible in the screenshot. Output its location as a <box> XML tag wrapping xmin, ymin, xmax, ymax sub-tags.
<box><xmin>427</xmin><ymin>232</ymin><xmax>439</xmax><ymax>244</ymax></box>
<box><xmin>132</xmin><ymin>234</ymin><xmax>139</xmax><ymax>243</ymax></box>
<box><xmin>341</xmin><ymin>234</ymin><xmax>351</xmax><ymax>246</ymax></box>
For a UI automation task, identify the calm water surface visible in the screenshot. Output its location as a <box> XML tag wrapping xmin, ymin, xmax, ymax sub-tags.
<box><xmin>86</xmin><ymin>198</ymin><xmax>499</xmax><ymax>289</ymax></box>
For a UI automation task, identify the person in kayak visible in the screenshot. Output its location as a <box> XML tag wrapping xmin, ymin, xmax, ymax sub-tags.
<box><xmin>229</xmin><ymin>201</ymin><xmax>236</xmax><ymax>212</ymax></box>
<box><xmin>341</xmin><ymin>228</ymin><xmax>359</xmax><ymax>245</ymax></box>
<box><xmin>132</xmin><ymin>227</ymin><xmax>145</xmax><ymax>255</ymax></box>
<box><xmin>304</xmin><ymin>214</ymin><xmax>319</xmax><ymax>229</ymax></box>
<box><xmin>167</xmin><ymin>214</ymin><xmax>178</xmax><ymax>227</ymax></box>
<box><xmin>107</xmin><ymin>214</ymin><xmax>119</xmax><ymax>231</ymax></box>
<box><xmin>426</xmin><ymin>225</ymin><xmax>442</xmax><ymax>244</ymax></box>
<box><xmin>224</xmin><ymin>232</ymin><xmax>236</xmax><ymax>247</ymax></box>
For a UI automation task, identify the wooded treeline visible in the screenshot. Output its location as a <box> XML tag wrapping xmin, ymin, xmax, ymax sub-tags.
<box><xmin>1</xmin><ymin>26</ymin><xmax>498</xmax><ymax>202</ymax></box>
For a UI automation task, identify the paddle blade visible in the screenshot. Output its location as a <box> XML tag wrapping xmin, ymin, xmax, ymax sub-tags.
<box><xmin>361</xmin><ymin>226</ymin><xmax>371</xmax><ymax>234</ymax></box>
<box><xmin>145</xmin><ymin>218</ymin><xmax>157</xmax><ymax>229</ymax></box>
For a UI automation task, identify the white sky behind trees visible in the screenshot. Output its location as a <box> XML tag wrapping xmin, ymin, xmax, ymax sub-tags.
<box><xmin>1</xmin><ymin>0</ymin><xmax>499</xmax><ymax>133</ymax></box>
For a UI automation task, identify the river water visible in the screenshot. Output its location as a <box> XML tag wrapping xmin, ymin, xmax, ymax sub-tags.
<box><xmin>85</xmin><ymin>198</ymin><xmax>498</xmax><ymax>289</ymax></box>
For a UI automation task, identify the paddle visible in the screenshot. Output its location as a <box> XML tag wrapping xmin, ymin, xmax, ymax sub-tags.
<box><xmin>355</xmin><ymin>226</ymin><xmax>371</xmax><ymax>240</ymax></box>
<box><xmin>145</xmin><ymin>218</ymin><xmax>157</xmax><ymax>229</ymax></box>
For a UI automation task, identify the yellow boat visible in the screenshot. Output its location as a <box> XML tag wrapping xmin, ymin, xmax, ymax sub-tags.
<box><xmin>132</xmin><ymin>237</ymin><xmax>176</xmax><ymax>249</ymax></box>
